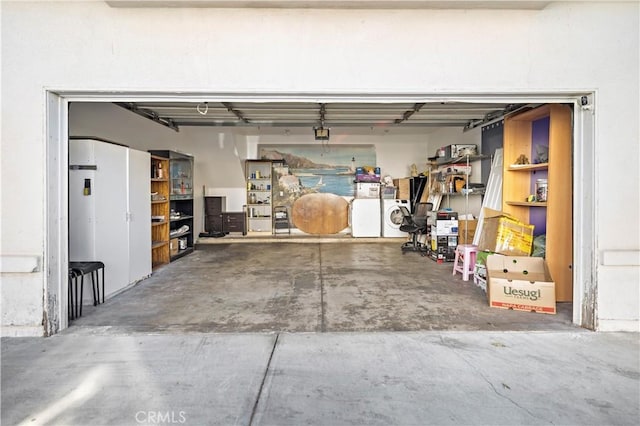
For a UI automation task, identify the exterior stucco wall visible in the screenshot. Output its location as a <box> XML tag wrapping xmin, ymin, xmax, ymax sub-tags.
<box><xmin>1</xmin><ymin>1</ymin><xmax>638</xmax><ymax>334</ymax></box>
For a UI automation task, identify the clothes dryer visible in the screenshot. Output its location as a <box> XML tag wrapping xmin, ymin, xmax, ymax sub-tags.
<box><xmin>381</xmin><ymin>199</ymin><xmax>410</xmax><ymax>237</ymax></box>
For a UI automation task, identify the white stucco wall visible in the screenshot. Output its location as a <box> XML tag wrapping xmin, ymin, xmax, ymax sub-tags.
<box><xmin>1</xmin><ymin>1</ymin><xmax>638</xmax><ymax>335</ymax></box>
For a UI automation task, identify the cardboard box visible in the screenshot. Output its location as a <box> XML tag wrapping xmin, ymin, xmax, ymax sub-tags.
<box><xmin>430</xmin><ymin>235</ymin><xmax>458</xmax><ymax>261</ymax></box>
<box><xmin>393</xmin><ymin>178</ymin><xmax>411</xmax><ymax>200</ymax></box>
<box><xmin>381</xmin><ymin>186</ymin><xmax>397</xmax><ymax>199</ymax></box>
<box><xmin>393</xmin><ymin>178</ymin><xmax>430</xmax><ymax>202</ymax></box>
<box><xmin>355</xmin><ymin>182</ymin><xmax>380</xmax><ymax>198</ymax></box>
<box><xmin>355</xmin><ymin>166</ymin><xmax>381</xmax><ymax>182</ymax></box>
<box><xmin>486</xmin><ymin>255</ymin><xmax>556</xmax><ymax>314</ymax></box>
<box><xmin>436</xmin><ymin>211</ymin><xmax>458</xmax><ymax>220</ymax></box>
<box><xmin>170</xmin><ymin>238</ymin><xmax>179</xmax><ymax>256</ymax></box>
<box><xmin>477</xmin><ymin>208</ymin><xmax>534</xmax><ymax>256</ymax></box>
<box><xmin>435</xmin><ymin>219</ymin><xmax>459</xmax><ymax>236</ymax></box>
<box><xmin>458</xmin><ymin>219</ymin><xmax>478</xmax><ymax>245</ymax></box>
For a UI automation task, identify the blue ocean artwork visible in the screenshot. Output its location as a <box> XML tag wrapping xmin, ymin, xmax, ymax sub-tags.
<box><xmin>295</xmin><ymin>168</ymin><xmax>355</xmax><ymax>196</ymax></box>
<box><xmin>259</xmin><ymin>144</ymin><xmax>377</xmax><ymax>197</ymax></box>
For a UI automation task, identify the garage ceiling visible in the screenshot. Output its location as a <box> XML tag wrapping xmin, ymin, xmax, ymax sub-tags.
<box><xmin>115</xmin><ymin>101</ymin><xmax>524</xmax><ymax>133</ymax></box>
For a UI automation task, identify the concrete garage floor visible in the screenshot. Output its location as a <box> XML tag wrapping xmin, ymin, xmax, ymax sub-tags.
<box><xmin>69</xmin><ymin>242</ymin><xmax>575</xmax><ymax>333</ymax></box>
<box><xmin>2</xmin><ymin>332</ymin><xmax>638</xmax><ymax>425</ymax></box>
<box><xmin>2</xmin><ymin>242</ymin><xmax>638</xmax><ymax>426</ymax></box>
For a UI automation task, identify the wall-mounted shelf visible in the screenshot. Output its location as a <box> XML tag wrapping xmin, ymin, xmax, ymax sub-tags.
<box><xmin>432</xmin><ymin>154</ymin><xmax>487</xmax><ymax>166</ymax></box>
<box><xmin>506</xmin><ymin>201</ymin><xmax>548</xmax><ymax>207</ymax></box>
<box><xmin>507</xmin><ymin>163</ymin><xmax>549</xmax><ymax>172</ymax></box>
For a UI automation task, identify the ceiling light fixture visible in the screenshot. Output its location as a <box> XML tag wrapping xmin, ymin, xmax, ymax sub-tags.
<box><xmin>314</xmin><ymin>103</ymin><xmax>330</xmax><ymax>141</ymax></box>
<box><xmin>313</xmin><ymin>126</ymin><xmax>330</xmax><ymax>141</ymax></box>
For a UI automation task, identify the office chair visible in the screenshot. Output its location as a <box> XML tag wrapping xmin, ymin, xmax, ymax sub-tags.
<box><xmin>399</xmin><ymin>202</ymin><xmax>432</xmax><ymax>255</ymax></box>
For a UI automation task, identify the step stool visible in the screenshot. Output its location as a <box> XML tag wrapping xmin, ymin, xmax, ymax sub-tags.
<box><xmin>69</xmin><ymin>261</ymin><xmax>105</xmax><ymax>318</ymax></box>
<box><xmin>273</xmin><ymin>206</ymin><xmax>291</xmax><ymax>235</ymax></box>
<box><xmin>452</xmin><ymin>244</ymin><xmax>478</xmax><ymax>281</ymax></box>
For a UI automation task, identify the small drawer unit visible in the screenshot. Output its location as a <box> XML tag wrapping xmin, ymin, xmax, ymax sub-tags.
<box><xmin>223</xmin><ymin>212</ymin><xmax>246</xmax><ymax>235</ymax></box>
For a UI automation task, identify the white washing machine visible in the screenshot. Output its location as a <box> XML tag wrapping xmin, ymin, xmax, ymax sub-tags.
<box><xmin>351</xmin><ymin>198</ymin><xmax>381</xmax><ymax>237</ymax></box>
<box><xmin>381</xmin><ymin>199</ymin><xmax>410</xmax><ymax>237</ymax></box>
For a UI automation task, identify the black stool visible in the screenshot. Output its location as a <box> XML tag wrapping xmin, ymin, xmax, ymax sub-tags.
<box><xmin>68</xmin><ymin>269</ymin><xmax>78</xmax><ymax>321</ymax></box>
<box><xmin>69</xmin><ymin>261</ymin><xmax>105</xmax><ymax>319</ymax></box>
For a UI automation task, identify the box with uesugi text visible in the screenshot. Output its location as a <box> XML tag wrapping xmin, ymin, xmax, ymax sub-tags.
<box><xmin>486</xmin><ymin>255</ymin><xmax>556</xmax><ymax>314</ymax></box>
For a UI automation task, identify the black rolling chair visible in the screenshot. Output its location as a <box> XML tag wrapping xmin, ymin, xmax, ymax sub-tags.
<box><xmin>400</xmin><ymin>202</ymin><xmax>432</xmax><ymax>255</ymax></box>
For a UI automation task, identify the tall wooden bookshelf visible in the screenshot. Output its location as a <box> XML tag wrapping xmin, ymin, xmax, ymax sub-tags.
<box><xmin>245</xmin><ymin>160</ymin><xmax>274</xmax><ymax>235</ymax></box>
<box><xmin>149</xmin><ymin>150</ymin><xmax>195</xmax><ymax>261</ymax></box>
<box><xmin>150</xmin><ymin>155</ymin><xmax>170</xmax><ymax>269</ymax></box>
<box><xmin>503</xmin><ymin>104</ymin><xmax>573</xmax><ymax>301</ymax></box>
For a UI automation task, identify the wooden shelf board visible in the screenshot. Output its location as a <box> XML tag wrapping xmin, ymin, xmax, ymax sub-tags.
<box><xmin>151</xmin><ymin>178</ymin><xmax>169</xmax><ymax>182</ymax></box>
<box><xmin>170</xmin><ymin>215</ymin><xmax>194</xmax><ymax>222</ymax></box>
<box><xmin>507</xmin><ymin>163</ymin><xmax>549</xmax><ymax>172</ymax></box>
<box><xmin>152</xmin><ymin>220</ymin><xmax>168</xmax><ymax>226</ymax></box>
<box><xmin>152</xmin><ymin>241</ymin><xmax>169</xmax><ymax>249</ymax></box>
<box><xmin>152</xmin><ymin>199</ymin><xmax>169</xmax><ymax>204</ymax></box>
<box><xmin>171</xmin><ymin>247</ymin><xmax>194</xmax><ymax>261</ymax></box>
<box><xmin>170</xmin><ymin>231</ymin><xmax>191</xmax><ymax>239</ymax></box>
<box><xmin>506</xmin><ymin>201</ymin><xmax>548</xmax><ymax>207</ymax></box>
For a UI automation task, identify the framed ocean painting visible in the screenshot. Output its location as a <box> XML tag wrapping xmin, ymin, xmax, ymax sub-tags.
<box><xmin>259</xmin><ymin>144</ymin><xmax>376</xmax><ymax>197</ymax></box>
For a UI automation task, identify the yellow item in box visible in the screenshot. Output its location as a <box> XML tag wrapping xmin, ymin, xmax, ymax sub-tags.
<box><xmin>477</xmin><ymin>208</ymin><xmax>534</xmax><ymax>256</ymax></box>
<box><xmin>486</xmin><ymin>255</ymin><xmax>556</xmax><ymax>314</ymax></box>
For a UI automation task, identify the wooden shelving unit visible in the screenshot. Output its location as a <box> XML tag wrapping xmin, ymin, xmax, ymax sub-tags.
<box><xmin>503</xmin><ymin>104</ymin><xmax>573</xmax><ymax>301</ymax></box>
<box><xmin>150</xmin><ymin>150</ymin><xmax>195</xmax><ymax>261</ymax></box>
<box><xmin>150</xmin><ymin>155</ymin><xmax>170</xmax><ymax>269</ymax></box>
<box><xmin>245</xmin><ymin>160</ymin><xmax>274</xmax><ymax>235</ymax></box>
